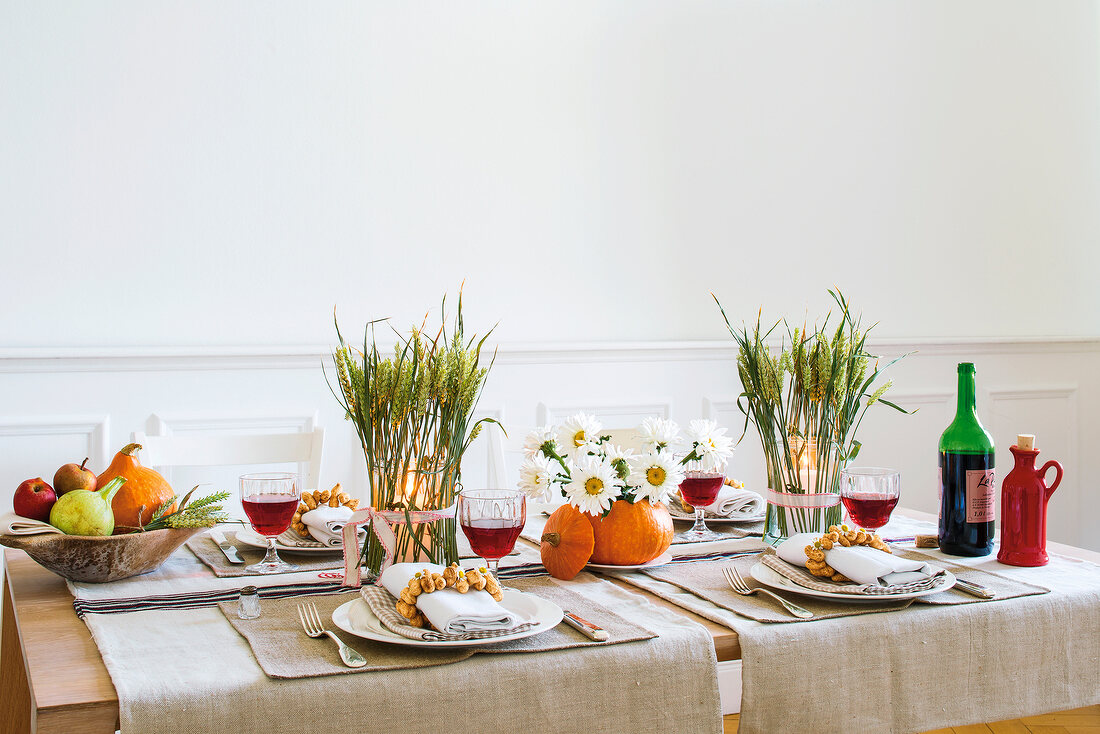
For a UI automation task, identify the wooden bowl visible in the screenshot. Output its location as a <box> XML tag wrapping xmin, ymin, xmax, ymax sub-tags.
<box><xmin>0</xmin><ymin>527</ymin><xmax>203</xmax><ymax>583</ymax></box>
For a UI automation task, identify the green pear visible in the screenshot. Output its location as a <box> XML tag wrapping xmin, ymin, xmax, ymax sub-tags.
<box><xmin>49</xmin><ymin>477</ymin><xmax>126</xmax><ymax>536</ymax></box>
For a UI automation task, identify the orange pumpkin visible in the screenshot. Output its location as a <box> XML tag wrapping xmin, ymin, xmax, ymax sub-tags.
<box><xmin>587</xmin><ymin>499</ymin><xmax>674</xmax><ymax>565</ymax></box>
<box><xmin>540</xmin><ymin>504</ymin><xmax>595</xmax><ymax>580</ymax></box>
<box><xmin>97</xmin><ymin>443</ymin><xmax>176</xmax><ymax>534</ymax></box>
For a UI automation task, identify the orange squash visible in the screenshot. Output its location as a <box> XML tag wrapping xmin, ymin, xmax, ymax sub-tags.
<box><xmin>97</xmin><ymin>443</ymin><xmax>175</xmax><ymax>534</ymax></box>
<box><xmin>587</xmin><ymin>499</ymin><xmax>674</xmax><ymax>566</ymax></box>
<box><xmin>540</xmin><ymin>504</ymin><xmax>595</xmax><ymax>580</ymax></box>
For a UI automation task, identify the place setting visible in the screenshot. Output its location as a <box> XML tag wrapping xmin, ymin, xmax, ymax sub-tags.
<box><xmin>185</xmin><ymin>475</ymin><xmax>353</xmax><ymax>578</ymax></box>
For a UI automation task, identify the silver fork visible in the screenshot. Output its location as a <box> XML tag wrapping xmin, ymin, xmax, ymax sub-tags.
<box><xmin>722</xmin><ymin>566</ymin><xmax>814</xmax><ymax>619</ymax></box>
<box><xmin>297</xmin><ymin>601</ymin><xmax>368</xmax><ymax>668</ymax></box>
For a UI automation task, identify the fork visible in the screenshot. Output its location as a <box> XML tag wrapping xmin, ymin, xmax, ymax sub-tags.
<box><xmin>297</xmin><ymin>601</ymin><xmax>368</xmax><ymax>668</ymax></box>
<box><xmin>722</xmin><ymin>566</ymin><xmax>814</xmax><ymax>619</ymax></box>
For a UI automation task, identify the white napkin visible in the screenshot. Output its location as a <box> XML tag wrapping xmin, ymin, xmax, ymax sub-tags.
<box><xmin>703</xmin><ymin>486</ymin><xmax>765</xmax><ymax>518</ymax></box>
<box><xmin>673</xmin><ymin>486</ymin><xmax>764</xmax><ymax>519</ymax></box>
<box><xmin>1</xmin><ymin>512</ymin><xmax>61</xmax><ymax>535</ymax></box>
<box><xmin>776</xmin><ymin>532</ymin><xmax>935</xmax><ymax>586</ymax></box>
<box><xmin>301</xmin><ymin>505</ymin><xmax>354</xmax><ymax>547</ymax></box>
<box><xmin>379</xmin><ymin>562</ymin><xmax>523</xmax><ymax>635</ymax></box>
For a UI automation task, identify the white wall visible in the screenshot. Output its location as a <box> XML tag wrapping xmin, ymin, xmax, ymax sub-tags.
<box><xmin>1</xmin><ymin>7</ymin><xmax>1098</xmax><ymax>555</ymax></box>
<box><xmin>1</xmin><ymin>1</ymin><xmax>1098</xmax><ymax>346</ymax></box>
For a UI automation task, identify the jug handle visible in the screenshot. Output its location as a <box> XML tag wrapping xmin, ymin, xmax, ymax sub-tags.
<box><xmin>1040</xmin><ymin>460</ymin><xmax>1063</xmax><ymax>500</ymax></box>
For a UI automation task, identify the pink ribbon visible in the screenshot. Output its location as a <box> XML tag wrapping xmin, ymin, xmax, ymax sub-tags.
<box><xmin>341</xmin><ymin>505</ymin><xmax>456</xmax><ymax>587</ymax></box>
<box><xmin>765</xmin><ymin>488</ymin><xmax>841</xmax><ymax>509</ymax></box>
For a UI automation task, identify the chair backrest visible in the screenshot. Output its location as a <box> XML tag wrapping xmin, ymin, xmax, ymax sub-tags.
<box><xmin>132</xmin><ymin>427</ymin><xmax>325</xmax><ymax>491</ymax></box>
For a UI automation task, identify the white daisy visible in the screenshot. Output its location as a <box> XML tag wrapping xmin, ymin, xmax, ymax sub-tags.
<box><xmin>556</xmin><ymin>413</ymin><xmax>603</xmax><ymax>460</ymax></box>
<box><xmin>627</xmin><ymin>452</ymin><xmax>686</xmax><ymax>504</ymax></box>
<box><xmin>637</xmin><ymin>417</ymin><xmax>681</xmax><ymax>454</ymax></box>
<box><xmin>603</xmin><ymin>443</ymin><xmax>635</xmax><ymax>483</ymax></box>
<box><xmin>564</xmin><ymin>457</ymin><xmax>622</xmax><ymax>516</ymax></box>
<box><xmin>517</xmin><ymin>454</ymin><xmax>555</xmax><ymax>500</ymax></box>
<box><xmin>522</xmin><ymin>426</ymin><xmax>557</xmax><ymax>458</ymax></box>
<box><xmin>686</xmin><ymin>419</ymin><xmax>735</xmax><ymax>472</ymax></box>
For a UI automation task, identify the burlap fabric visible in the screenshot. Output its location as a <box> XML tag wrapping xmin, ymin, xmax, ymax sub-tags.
<box><xmin>84</xmin><ymin>572</ymin><xmax>722</xmax><ymax>734</ymax></box>
<box><xmin>186</xmin><ymin>536</ymin><xmax>345</xmax><ymax>577</ymax></box>
<box><xmin>219</xmin><ymin>575</ymin><xmax>658</xmax><ymax>678</ymax></box>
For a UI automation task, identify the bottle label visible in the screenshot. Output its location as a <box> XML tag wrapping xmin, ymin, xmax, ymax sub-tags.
<box><xmin>966</xmin><ymin>469</ymin><xmax>995</xmax><ymax>523</ymax></box>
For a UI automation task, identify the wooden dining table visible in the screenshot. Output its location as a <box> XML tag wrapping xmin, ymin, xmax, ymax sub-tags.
<box><xmin>2</xmin><ymin>509</ymin><xmax>1097</xmax><ymax>734</ymax></box>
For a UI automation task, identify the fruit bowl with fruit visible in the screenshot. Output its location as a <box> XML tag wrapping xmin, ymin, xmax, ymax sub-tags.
<box><xmin>1</xmin><ymin>445</ymin><xmax>229</xmax><ymax>583</ymax></box>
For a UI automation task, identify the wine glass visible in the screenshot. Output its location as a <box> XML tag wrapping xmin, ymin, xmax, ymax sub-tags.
<box><xmin>840</xmin><ymin>467</ymin><xmax>901</xmax><ymax>531</ymax></box>
<box><xmin>456</xmin><ymin>489</ymin><xmax>526</xmax><ymax>577</ymax></box>
<box><xmin>675</xmin><ymin>457</ymin><xmax>726</xmax><ymax>542</ymax></box>
<box><xmin>239</xmin><ymin>472</ymin><xmax>300</xmax><ymax>574</ymax></box>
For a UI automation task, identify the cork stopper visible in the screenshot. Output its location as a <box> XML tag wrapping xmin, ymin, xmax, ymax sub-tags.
<box><xmin>1016</xmin><ymin>434</ymin><xmax>1035</xmax><ymax>451</ymax></box>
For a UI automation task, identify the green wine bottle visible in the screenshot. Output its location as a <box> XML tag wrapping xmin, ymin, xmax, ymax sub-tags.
<box><xmin>938</xmin><ymin>362</ymin><xmax>995</xmax><ymax>556</ymax></box>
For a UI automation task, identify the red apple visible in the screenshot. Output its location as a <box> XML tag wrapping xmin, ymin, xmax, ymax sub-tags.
<box><xmin>13</xmin><ymin>478</ymin><xmax>57</xmax><ymax>522</ymax></box>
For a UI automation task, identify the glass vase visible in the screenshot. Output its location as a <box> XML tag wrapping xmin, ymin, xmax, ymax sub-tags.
<box><xmin>359</xmin><ymin>459</ymin><xmax>460</xmax><ymax>578</ymax></box>
<box><xmin>762</xmin><ymin>437</ymin><xmax>843</xmax><ymax>547</ymax></box>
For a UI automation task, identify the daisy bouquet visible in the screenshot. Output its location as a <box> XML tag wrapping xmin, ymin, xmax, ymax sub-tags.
<box><xmin>518</xmin><ymin>414</ymin><xmax>734</xmax><ymax>516</ymax></box>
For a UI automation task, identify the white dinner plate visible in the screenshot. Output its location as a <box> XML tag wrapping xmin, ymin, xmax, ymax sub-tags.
<box><xmin>749</xmin><ymin>561</ymin><xmax>956</xmax><ymax>603</ymax></box>
<box><xmin>586</xmin><ymin>552</ymin><xmax>673</xmax><ymax>571</ymax></box>
<box><xmin>234</xmin><ymin>528</ymin><xmax>344</xmax><ymax>554</ymax></box>
<box><xmin>331</xmin><ymin>589</ymin><xmax>564</xmax><ymax>648</ymax></box>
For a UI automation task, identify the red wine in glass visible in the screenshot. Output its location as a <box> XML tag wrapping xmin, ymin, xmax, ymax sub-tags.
<box><xmin>242</xmin><ymin>494</ymin><xmax>300</xmax><ymax>536</ymax></box>
<box><xmin>841</xmin><ymin>493</ymin><xmax>899</xmax><ymax>529</ymax></box>
<box><xmin>457</xmin><ymin>489</ymin><xmax>526</xmax><ymax>576</ymax></box>
<box><xmin>679</xmin><ymin>475</ymin><xmax>724</xmax><ymax>507</ymax></box>
<box><xmin>460</xmin><ymin>519</ymin><xmax>523</xmax><ymax>561</ymax></box>
<box><xmin>239</xmin><ymin>472</ymin><xmax>300</xmax><ymax>575</ymax></box>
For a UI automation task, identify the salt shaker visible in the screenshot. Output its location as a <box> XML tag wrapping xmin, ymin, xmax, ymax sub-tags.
<box><xmin>237</xmin><ymin>585</ymin><xmax>261</xmax><ymax>619</ymax></box>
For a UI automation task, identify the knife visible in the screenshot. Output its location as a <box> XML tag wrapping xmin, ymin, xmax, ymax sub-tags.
<box><xmin>209</xmin><ymin>528</ymin><xmax>245</xmax><ymax>564</ymax></box>
<box><xmin>953</xmin><ymin>578</ymin><xmax>995</xmax><ymax>599</ymax></box>
<box><xmin>562</xmin><ymin>611</ymin><xmax>609</xmax><ymax>641</ymax></box>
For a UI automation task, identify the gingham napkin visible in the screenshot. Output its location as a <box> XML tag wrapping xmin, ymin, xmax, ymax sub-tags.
<box><xmin>761</xmin><ymin>554</ymin><xmax>946</xmax><ymax>595</ymax></box>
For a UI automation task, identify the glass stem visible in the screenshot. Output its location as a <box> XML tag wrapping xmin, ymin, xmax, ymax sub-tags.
<box><xmin>690</xmin><ymin>506</ymin><xmax>708</xmax><ymax>534</ymax></box>
<box><xmin>486</xmin><ymin>558</ymin><xmax>500</xmax><ymax>577</ymax></box>
<box><xmin>262</xmin><ymin>537</ymin><xmax>282</xmax><ymax>566</ymax></box>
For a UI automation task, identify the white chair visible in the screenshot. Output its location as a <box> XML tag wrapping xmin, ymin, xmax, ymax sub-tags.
<box><xmin>131</xmin><ymin>426</ymin><xmax>325</xmax><ymax>491</ymax></box>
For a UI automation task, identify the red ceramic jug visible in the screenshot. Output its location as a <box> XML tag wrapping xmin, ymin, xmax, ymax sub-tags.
<box><xmin>997</xmin><ymin>436</ymin><xmax>1062</xmax><ymax>567</ymax></box>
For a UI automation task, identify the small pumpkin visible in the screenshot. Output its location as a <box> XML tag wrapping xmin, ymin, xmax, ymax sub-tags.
<box><xmin>540</xmin><ymin>504</ymin><xmax>595</xmax><ymax>580</ymax></box>
<box><xmin>97</xmin><ymin>443</ymin><xmax>176</xmax><ymax>534</ymax></box>
<box><xmin>587</xmin><ymin>499</ymin><xmax>674</xmax><ymax>566</ymax></box>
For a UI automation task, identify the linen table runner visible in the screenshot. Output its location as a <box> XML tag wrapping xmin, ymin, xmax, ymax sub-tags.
<box><xmin>220</xmin><ymin>575</ymin><xmax>658</xmax><ymax>678</ymax></box>
<box><xmin>84</xmin><ymin>572</ymin><xmax>722</xmax><ymax>734</ymax></box>
<box><xmin>618</xmin><ymin>520</ymin><xmax>1100</xmax><ymax>733</ymax></box>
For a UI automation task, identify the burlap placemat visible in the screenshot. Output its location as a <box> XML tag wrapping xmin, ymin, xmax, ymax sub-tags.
<box><xmin>221</xmin><ymin>573</ymin><xmax>658</xmax><ymax>678</ymax></box>
<box><xmin>895</xmin><ymin>548</ymin><xmax>1050</xmax><ymax>605</ymax></box>
<box><xmin>670</xmin><ymin>519</ymin><xmax>765</xmax><ymax>541</ymax></box>
<box><xmin>625</xmin><ymin>547</ymin><xmax>1050</xmax><ymax>625</ymax></box>
<box><xmin>187</xmin><ymin>536</ymin><xmax>345</xmax><ymax>578</ymax></box>
<box><xmin>629</xmin><ymin>552</ymin><xmax>915</xmax><ymax>623</ymax></box>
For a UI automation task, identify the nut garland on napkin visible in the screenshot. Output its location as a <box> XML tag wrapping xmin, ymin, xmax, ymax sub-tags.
<box><xmin>804</xmin><ymin>525</ymin><xmax>890</xmax><ymax>582</ymax></box>
<box><xmin>396</xmin><ymin>563</ymin><xmax>503</xmax><ymax>629</ymax></box>
<box><xmin>291</xmin><ymin>484</ymin><xmax>359</xmax><ymax>538</ymax></box>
